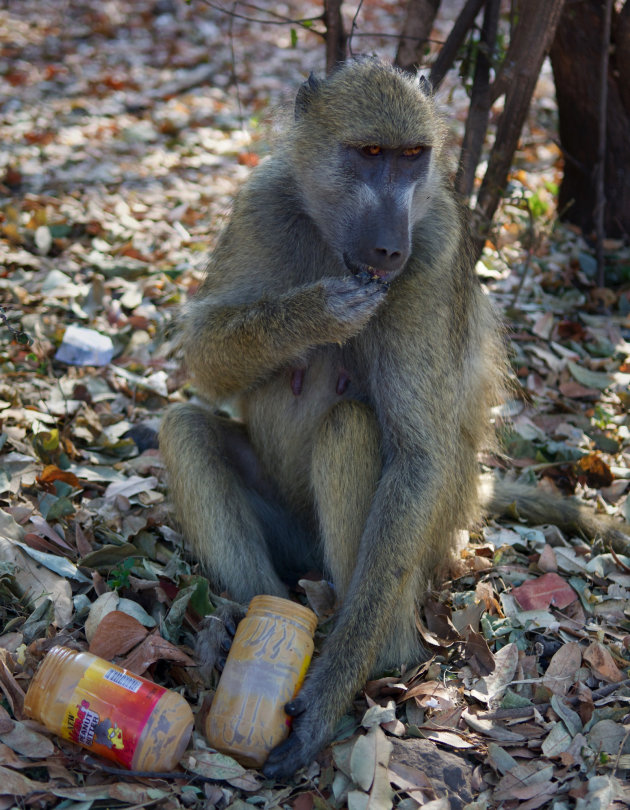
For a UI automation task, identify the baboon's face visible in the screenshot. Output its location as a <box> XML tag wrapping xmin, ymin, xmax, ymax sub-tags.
<box><xmin>292</xmin><ymin>62</ymin><xmax>440</xmax><ymax>282</ymax></box>
<box><xmin>338</xmin><ymin>143</ymin><xmax>432</xmax><ymax>281</ymax></box>
<box><xmin>296</xmin><ymin>136</ymin><xmax>434</xmax><ymax>284</ymax></box>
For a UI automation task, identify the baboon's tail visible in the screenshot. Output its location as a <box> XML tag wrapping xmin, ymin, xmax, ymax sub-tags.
<box><xmin>479</xmin><ymin>474</ymin><xmax>630</xmax><ymax>555</ymax></box>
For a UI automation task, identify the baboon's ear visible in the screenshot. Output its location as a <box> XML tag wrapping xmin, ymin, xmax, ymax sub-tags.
<box><xmin>418</xmin><ymin>75</ymin><xmax>433</xmax><ymax>96</ymax></box>
<box><xmin>295</xmin><ymin>73</ymin><xmax>321</xmax><ymax>119</ymax></box>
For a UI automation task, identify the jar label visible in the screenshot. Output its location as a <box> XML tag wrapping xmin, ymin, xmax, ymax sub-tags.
<box><xmin>61</xmin><ymin>658</ymin><xmax>165</xmax><ymax>768</ymax></box>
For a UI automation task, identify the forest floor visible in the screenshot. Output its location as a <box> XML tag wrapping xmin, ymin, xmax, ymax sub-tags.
<box><xmin>1</xmin><ymin>1</ymin><xmax>629</xmax><ymax>809</ymax></box>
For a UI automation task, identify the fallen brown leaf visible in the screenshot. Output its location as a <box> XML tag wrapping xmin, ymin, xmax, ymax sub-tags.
<box><xmin>583</xmin><ymin>641</ymin><xmax>624</xmax><ymax>683</ymax></box>
<box><xmin>542</xmin><ymin>642</ymin><xmax>581</xmax><ymax>696</ymax></box>
<box><xmin>88</xmin><ymin>610</ymin><xmax>149</xmax><ymax>659</ymax></box>
<box><xmin>512</xmin><ymin>571</ymin><xmax>577</xmax><ymax>610</ymax></box>
<box><xmin>119</xmin><ymin>630</ymin><xmax>195</xmax><ymax>675</ymax></box>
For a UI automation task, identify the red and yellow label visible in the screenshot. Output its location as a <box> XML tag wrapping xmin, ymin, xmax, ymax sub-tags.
<box><xmin>62</xmin><ymin>658</ymin><xmax>165</xmax><ymax>768</ymax></box>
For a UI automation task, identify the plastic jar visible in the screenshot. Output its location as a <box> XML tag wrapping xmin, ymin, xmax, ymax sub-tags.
<box><xmin>205</xmin><ymin>595</ymin><xmax>317</xmax><ymax>767</ymax></box>
<box><xmin>24</xmin><ymin>646</ymin><xmax>193</xmax><ymax>771</ymax></box>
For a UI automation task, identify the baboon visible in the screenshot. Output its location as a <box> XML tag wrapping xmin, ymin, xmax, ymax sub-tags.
<box><xmin>160</xmin><ymin>58</ymin><xmax>628</xmax><ymax>777</ymax></box>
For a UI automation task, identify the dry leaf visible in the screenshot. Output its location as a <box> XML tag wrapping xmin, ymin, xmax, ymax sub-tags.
<box><xmin>37</xmin><ymin>465</ymin><xmax>81</xmax><ymax>489</ymax></box>
<box><xmin>463</xmin><ymin>627</ymin><xmax>495</xmax><ymax>676</ymax></box>
<box><xmin>512</xmin><ymin>572</ymin><xmax>577</xmax><ymax>610</ymax></box>
<box><xmin>0</xmin><ymin>765</ymin><xmax>48</xmax><ymax>798</ymax></box>
<box><xmin>424</xmin><ymin>599</ymin><xmax>460</xmax><ymax>642</ymax></box>
<box><xmin>583</xmin><ymin>641</ymin><xmax>624</xmax><ymax>683</ymax></box>
<box><xmin>542</xmin><ymin>642</ymin><xmax>581</xmax><ymax>695</ymax></box>
<box><xmin>0</xmin><ymin>651</ymin><xmax>25</xmax><ymax>718</ymax></box>
<box><xmin>88</xmin><ymin>610</ymin><xmax>149</xmax><ymax>659</ymax></box>
<box><xmin>424</xmin><ymin>730</ymin><xmax>474</xmax><ymax>749</ymax></box>
<box><xmin>574</xmin><ymin>454</ymin><xmax>613</xmax><ymax>488</ymax></box>
<box><xmin>0</xmin><ymin>720</ymin><xmax>55</xmax><ymax>758</ymax></box>
<box><xmin>470</xmin><ymin>642</ymin><xmax>518</xmax><ymax>704</ymax></box>
<box><xmin>537</xmin><ymin>544</ymin><xmax>558</xmax><ymax>573</ymax></box>
<box><xmin>403</xmin><ymin>681</ymin><xmax>456</xmax><ymax>712</ymax></box>
<box><xmin>0</xmin><ymin>538</ymin><xmax>72</xmax><ymax>627</ymax></box>
<box><xmin>119</xmin><ymin>630</ymin><xmax>195</xmax><ymax>675</ymax></box>
<box><xmin>349</xmin><ymin>725</ymin><xmax>394</xmax><ymax>809</ymax></box>
<box><xmin>297</xmin><ymin>578</ymin><xmax>336</xmax><ymax>617</ymax></box>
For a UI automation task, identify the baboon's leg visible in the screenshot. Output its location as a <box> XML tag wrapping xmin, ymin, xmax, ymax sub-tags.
<box><xmin>159</xmin><ymin>403</ymin><xmax>287</xmax><ymax>602</ymax></box>
<box><xmin>311</xmin><ymin>400</ymin><xmax>423</xmax><ymax>668</ymax></box>
<box><xmin>311</xmin><ymin>401</ymin><xmax>381</xmax><ymax>598</ymax></box>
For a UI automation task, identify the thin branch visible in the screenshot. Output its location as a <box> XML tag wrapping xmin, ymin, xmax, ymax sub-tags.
<box><xmin>198</xmin><ymin>0</ymin><xmax>325</xmax><ymax>36</ymax></box>
<box><xmin>354</xmin><ymin>32</ymin><xmax>445</xmax><ymax>44</ymax></box>
<box><xmin>347</xmin><ymin>0</ymin><xmax>365</xmax><ymax>59</ymax></box>
<box><xmin>455</xmin><ymin>0</ymin><xmax>500</xmax><ymax>198</ymax></box>
<box><xmin>228</xmin><ymin>1</ymin><xmax>244</xmax><ymax>128</ymax></box>
<box><xmin>595</xmin><ymin>0</ymin><xmax>614</xmax><ymax>288</ymax></box>
<box><xmin>195</xmin><ymin>0</ymin><xmax>445</xmax><ymax>51</ymax></box>
<box><xmin>0</xmin><ymin>306</ymin><xmax>32</xmax><ymax>346</ymax></box>
<box><xmin>429</xmin><ymin>0</ymin><xmax>486</xmax><ymax>89</ymax></box>
<box><xmin>476</xmin><ymin>677</ymin><xmax>630</xmax><ymax>721</ymax></box>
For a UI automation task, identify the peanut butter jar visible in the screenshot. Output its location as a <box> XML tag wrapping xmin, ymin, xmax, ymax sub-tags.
<box><xmin>24</xmin><ymin>646</ymin><xmax>193</xmax><ymax>771</ymax></box>
<box><xmin>205</xmin><ymin>595</ymin><xmax>317</xmax><ymax>767</ymax></box>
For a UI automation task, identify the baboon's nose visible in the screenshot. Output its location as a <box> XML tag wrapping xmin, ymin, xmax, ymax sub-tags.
<box><xmin>370</xmin><ymin>245</ymin><xmax>406</xmax><ymax>273</ymax></box>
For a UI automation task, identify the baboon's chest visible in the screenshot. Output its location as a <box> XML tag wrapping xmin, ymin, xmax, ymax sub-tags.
<box><xmin>242</xmin><ymin>344</ymin><xmax>368</xmax><ymax>505</ymax></box>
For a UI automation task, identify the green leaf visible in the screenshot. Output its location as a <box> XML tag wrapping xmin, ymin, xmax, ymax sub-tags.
<box><xmin>181</xmin><ymin>575</ymin><xmax>215</xmax><ymax>617</ymax></box>
<box><xmin>501</xmin><ymin>688</ymin><xmax>533</xmax><ymax>709</ymax></box>
<box><xmin>117</xmin><ymin>596</ymin><xmax>156</xmax><ymax>627</ymax></box>
<box><xmin>568</xmin><ymin>360</ymin><xmax>612</xmax><ymax>390</ymax></box>
<box><xmin>45</xmin><ymin>495</ymin><xmax>75</xmax><ymax>520</ymax></box>
<box><xmin>578</xmin><ymin>250</ymin><xmax>597</xmax><ymax>278</ymax></box>
<box><xmin>162</xmin><ymin>583</ymin><xmax>196</xmax><ymax>643</ymax></box>
<box><xmin>290</xmin><ymin>27</ymin><xmax>298</xmax><ymax>47</ymax></box>
<box><xmin>49</xmin><ymin>224</ymin><xmax>72</xmax><ymax>238</ymax></box>
<box><xmin>541</xmin><ymin>721</ymin><xmax>572</xmax><ymax>757</ymax></box>
<box><xmin>14</xmin><ymin>541</ymin><xmax>90</xmax><ymax>582</ymax></box>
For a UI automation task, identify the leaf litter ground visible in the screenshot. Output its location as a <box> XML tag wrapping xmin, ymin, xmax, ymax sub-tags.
<box><xmin>0</xmin><ymin>1</ymin><xmax>629</xmax><ymax>809</ymax></box>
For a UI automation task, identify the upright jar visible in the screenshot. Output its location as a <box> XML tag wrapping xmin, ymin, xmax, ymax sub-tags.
<box><xmin>24</xmin><ymin>646</ymin><xmax>193</xmax><ymax>771</ymax></box>
<box><xmin>205</xmin><ymin>595</ymin><xmax>317</xmax><ymax>767</ymax></box>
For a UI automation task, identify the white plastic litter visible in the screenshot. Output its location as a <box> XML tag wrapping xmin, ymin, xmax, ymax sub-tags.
<box><xmin>54</xmin><ymin>324</ymin><xmax>114</xmax><ymax>366</ymax></box>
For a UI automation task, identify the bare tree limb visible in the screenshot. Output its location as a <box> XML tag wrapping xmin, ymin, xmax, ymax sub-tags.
<box><xmin>324</xmin><ymin>0</ymin><xmax>348</xmax><ymax>72</ymax></box>
<box><xmin>198</xmin><ymin>0</ymin><xmax>324</xmax><ymax>32</ymax></box>
<box><xmin>455</xmin><ymin>0</ymin><xmax>500</xmax><ymax>198</ymax></box>
<box><xmin>429</xmin><ymin>0</ymin><xmax>486</xmax><ymax>89</ymax></box>
<box><xmin>473</xmin><ymin>0</ymin><xmax>566</xmax><ymax>259</ymax></box>
<box><xmin>347</xmin><ymin>0</ymin><xmax>365</xmax><ymax>59</ymax></box>
<box><xmin>394</xmin><ymin>0</ymin><xmax>441</xmax><ymax>71</ymax></box>
<box><xmin>595</xmin><ymin>0</ymin><xmax>614</xmax><ymax>287</ymax></box>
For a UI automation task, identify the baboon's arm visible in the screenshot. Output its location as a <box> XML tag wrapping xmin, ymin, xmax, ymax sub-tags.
<box><xmin>264</xmin><ymin>449</ymin><xmax>442</xmax><ymax>777</ymax></box>
<box><xmin>182</xmin><ymin>276</ymin><xmax>386</xmax><ymax>401</ymax></box>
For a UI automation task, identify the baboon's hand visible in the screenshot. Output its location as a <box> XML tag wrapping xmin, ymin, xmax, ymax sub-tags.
<box><xmin>262</xmin><ymin>682</ymin><xmax>332</xmax><ymax>779</ymax></box>
<box><xmin>322</xmin><ymin>275</ymin><xmax>388</xmax><ymax>338</ymax></box>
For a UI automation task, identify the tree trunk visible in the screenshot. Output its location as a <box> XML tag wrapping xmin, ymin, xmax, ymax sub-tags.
<box><xmin>324</xmin><ymin>0</ymin><xmax>347</xmax><ymax>73</ymax></box>
<box><xmin>394</xmin><ymin>0</ymin><xmax>441</xmax><ymax>72</ymax></box>
<box><xmin>429</xmin><ymin>0</ymin><xmax>485</xmax><ymax>89</ymax></box>
<box><xmin>550</xmin><ymin>0</ymin><xmax>630</xmax><ymax>238</ymax></box>
<box><xmin>455</xmin><ymin>0</ymin><xmax>500</xmax><ymax>198</ymax></box>
<box><xmin>473</xmin><ymin>0</ymin><xmax>566</xmax><ymax>257</ymax></box>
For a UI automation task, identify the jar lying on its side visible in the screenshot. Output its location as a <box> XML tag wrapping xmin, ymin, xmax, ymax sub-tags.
<box><xmin>24</xmin><ymin>645</ymin><xmax>193</xmax><ymax>771</ymax></box>
<box><xmin>205</xmin><ymin>595</ymin><xmax>317</xmax><ymax>768</ymax></box>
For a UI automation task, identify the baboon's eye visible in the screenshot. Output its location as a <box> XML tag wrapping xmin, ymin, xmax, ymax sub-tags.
<box><xmin>402</xmin><ymin>145</ymin><xmax>424</xmax><ymax>157</ymax></box>
<box><xmin>361</xmin><ymin>145</ymin><xmax>382</xmax><ymax>157</ymax></box>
